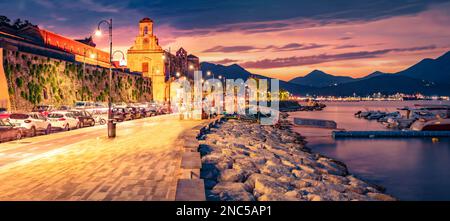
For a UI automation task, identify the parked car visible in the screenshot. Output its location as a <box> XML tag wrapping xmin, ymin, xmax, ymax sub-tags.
<box><xmin>112</xmin><ymin>108</ymin><xmax>132</xmax><ymax>122</ymax></box>
<box><xmin>127</xmin><ymin>106</ymin><xmax>142</xmax><ymax>119</ymax></box>
<box><xmin>32</xmin><ymin>105</ymin><xmax>55</xmax><ymax>116</ymax></box>
<box><xmin>0</xmin><ymin>108</ymin><xmax>10</xmax><ymax>119</ymax></box>
<box><xmin>8</xmin><ymin>113</ymin><xmax>52</xmax><ymax>136</ymax></box>
<box><xmin>74</xmin><ymin>101</ymin><xmax>95</xmax><ymax>109</ymax></box>
<box><xmin>47</xmin><ymin>112</ymin><xmax>80</xmax><ymax>131</ymax></box>
<box><xmin>69</xmin><ymin>110</ymin><xmax>95</xmax><ymax>127</ymax></box>
<box><xmin>0</xmin><ymin>119</ymin><xmax>23</xmax><ymax>142</ymax></box>
<box><xmin>93</xmin><ymin>102</ymin><xmax>109</xmax><ymax>114</ymax></box>
<box><xmin>138</xmin><ymin>107</ymin><xmax>152</xmax><ymax>117</ymax></box>
<box><xmin>57</xmin><ymin>105</ymin><xmax>72</xmax><ymax>111</ymax></box>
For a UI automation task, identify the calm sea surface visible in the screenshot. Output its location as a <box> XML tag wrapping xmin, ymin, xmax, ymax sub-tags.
<box><xmin>289</xmin><ymin>100</ymin><xmax>450</xmax><ymax>201</ymax></box>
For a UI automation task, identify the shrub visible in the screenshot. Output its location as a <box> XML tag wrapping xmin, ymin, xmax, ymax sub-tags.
<box><xmin>15</xmin><ymin>77</ymin><xmax>23</xmax><ymax>87</ymax></box>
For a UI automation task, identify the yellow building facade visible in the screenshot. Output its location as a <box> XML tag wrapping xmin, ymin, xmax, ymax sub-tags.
<box><xmin>0</xmin><ymin>48</ymin><xmax>11</xmax><ymax>110</ymax></box>
<box><xmin>127</xmin><ymin>18</ymin><xmax>166</xmax><ymax>102</ymax></box>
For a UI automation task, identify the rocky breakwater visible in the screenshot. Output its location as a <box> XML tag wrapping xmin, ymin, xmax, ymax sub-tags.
<box><xmin>199</xmin><ymin>117</ymin><xmax>395</xmax><ymax>201</ymax></box>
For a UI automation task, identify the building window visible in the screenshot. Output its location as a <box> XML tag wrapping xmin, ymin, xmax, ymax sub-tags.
<box><xmin>142</xmin><ymin>62</ymin><xmax>149</xmax><ymax>73</ymax></box>
<box><xmin>144</xmin><ymin>26</ymin><xmax>148</xmax><ymax>35</ymax></box>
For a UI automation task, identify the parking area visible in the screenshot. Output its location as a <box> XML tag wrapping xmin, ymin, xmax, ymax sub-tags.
<box><xmin>0</xmin><ymin>102</ymin><xmax>169</xmax><ymax>143</ymax></box>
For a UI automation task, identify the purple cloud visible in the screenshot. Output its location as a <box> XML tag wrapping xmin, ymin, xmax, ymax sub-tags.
<box><xmin>209</xmin><ymin>58</ymin><xmax>240</xmax><ymax>65</ymax></box>
<box><xmin>202</xmin><ymin>45</ymin><xmax>258</xmax><ymax>53</ymax></box>
<box><xmin>241</xmin><ymin>45</ymin><xmax>437</xmax><ymax>68</ymax></box>
<box><xmin>203</xmin><ymin>42</ymin><xmax>328</xmax><ymax>53</ymax></box>
<box><xmin>334</xmin><ymin>44</ymin><xmax>360</xmax><ymax>49</ymax></box>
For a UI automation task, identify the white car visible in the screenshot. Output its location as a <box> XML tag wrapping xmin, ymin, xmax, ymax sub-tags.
<box><xmin>47</xmin><ymin>112</ymin><xmax>80</xmax><ymax>131</ymax></box>
<box><xmin>8</xmin><ymin>113</ymin><xmax>52</xmax><ymax>136</ymax></box>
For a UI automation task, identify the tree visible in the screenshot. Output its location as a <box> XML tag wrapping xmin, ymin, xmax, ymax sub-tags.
<box><xmin>0</xmin><ymin>15</ymin><xmax>11</xmax><ymax>26</ymax></box>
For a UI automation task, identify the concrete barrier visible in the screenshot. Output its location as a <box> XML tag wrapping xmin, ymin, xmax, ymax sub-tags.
<box><xmin>175</xmin><ymin>116</ymin><xmax>225</xmax><ymax>201</ymax></box>
<box><xmin>175</xmin><ymin>179</ymin><xmax>206</xmax><ymax>201</ymax></box>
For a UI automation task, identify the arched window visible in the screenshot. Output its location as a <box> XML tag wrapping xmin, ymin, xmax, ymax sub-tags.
<box><xmin>143</xmin><ymin>26</ymin><xmax>148</xmax><ymax>35</ymax></box>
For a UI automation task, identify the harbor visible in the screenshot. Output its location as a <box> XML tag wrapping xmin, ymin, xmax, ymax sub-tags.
<box><xmin>289</xmin><ymin>100</ymin><xmax>450</xmax><ymax>200</ymax></box>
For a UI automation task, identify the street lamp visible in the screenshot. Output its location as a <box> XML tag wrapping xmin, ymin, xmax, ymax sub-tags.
<box><xmin>95</xmin><ymin>18</ymin><xmax>115</xmax><ymax>138</ymax></box>
<box><xmin>162</xmin><ymin>48</ymin><xmax>172</xmax><ymax>113</ymax></box>
<box><xmin>207</xmin><ymin>71</ymin><xmax>214</xmax><ymax>80</ymax></box>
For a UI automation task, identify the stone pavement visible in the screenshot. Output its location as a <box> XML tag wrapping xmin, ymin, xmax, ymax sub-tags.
<box><xmin>0</xmin><ymin>115</ymin><xmax>204</xmax><ymax>201</ymax></box>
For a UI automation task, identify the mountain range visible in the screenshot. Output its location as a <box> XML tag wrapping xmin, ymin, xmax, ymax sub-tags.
<box><xmin>200</xmin><ymin>51</ymin><xmax>450</xmax><ymax>96</ymax></box>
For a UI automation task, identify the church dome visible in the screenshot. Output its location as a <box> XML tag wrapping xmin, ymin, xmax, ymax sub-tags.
<box><xmin>140</xmin><ymin>17</ymin><xmax>153</xmax><ymax>23</ymax></box>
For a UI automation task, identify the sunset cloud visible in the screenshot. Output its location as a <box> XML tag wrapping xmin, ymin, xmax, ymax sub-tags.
<box><xmin>241</xmin><ymin>45</ymin><xmax>437</xmax><ymax>69</ymax></box>
<box><xmin>208</xmin><ymin>58</ymin><xmax>240</xmax><ymax>65</ymax></box>
<box><xmin>1</xmin><ymin>0</ymin><xmax>450</xmax><ymax>80</ymax></box>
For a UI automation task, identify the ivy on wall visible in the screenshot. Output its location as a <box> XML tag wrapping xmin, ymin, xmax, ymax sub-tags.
<box><xmin>2</xmin><ymin>49</ymin><xmax>152</xmax><ymax>111</ymax></box>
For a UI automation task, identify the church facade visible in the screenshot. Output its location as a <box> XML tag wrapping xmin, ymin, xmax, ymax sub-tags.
<box><xmin>127</xmin><ymin>18</ymin><xmax>200</xmax><ymax>103</ymax></box>
<box><xmin>127</xmin><ymin>18</ymin><xmax>166</xmax><ymax>102</ymax></box>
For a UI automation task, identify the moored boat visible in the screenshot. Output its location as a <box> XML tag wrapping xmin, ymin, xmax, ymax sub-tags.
<box><xmin>410</xmin><ymin>118</ymin><xmax>450</xmax><ymax>131</ymax></box>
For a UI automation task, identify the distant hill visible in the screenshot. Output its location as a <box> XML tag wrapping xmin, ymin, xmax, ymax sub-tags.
<box><xmin>308</xmin><ymin>75</ymin><xmax>450</xmax><ymax>96</ymax></box>
<box><xmin>200</xmin><ymin>51</ymin><xmax>450</xmax><ymax>96</ymax></box>
<box><xmin>396</xmin><ymin>51</ymin><xmax>450</xmax><ymax>83</ymax></box>
<box><xmin>288</xmin><ymin>70</ymin><xmax>355</xmax><ymax>87</ymax></box>
<box><xmin>359</xmin><ymin>71</ymin><xmax>390</xmax><ymax>80</ymax></box>
<box><xmin>200</xmin><ymin>62</ymin><xmax>314</xmax><ymax>95</ymax></box>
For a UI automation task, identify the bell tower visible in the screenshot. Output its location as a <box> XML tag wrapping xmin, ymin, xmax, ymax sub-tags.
<box><xmin>139</xmin><ymin>17</ymin><xmax>153</xmax><ymax>36</ymax></box>
<box><xmin>127</xmin><ymin>18</ymin><xmax>166</xmax><ymax>102</ymax></box>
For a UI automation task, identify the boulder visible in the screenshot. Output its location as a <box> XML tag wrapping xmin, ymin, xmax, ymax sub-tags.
<box><xmin>260</xmin><ymin>164</ymin><xmax>292</xmax><ymax>179</ymax></box>
<box><xmin>258</xmin><ymin>193</ymin><xmax>301</xmax><ymax>201</ymax></box>
<box><xmin>307</xmin><ymin>194</ymin><xmax>324</xmax><ymax>201</ymax></box>
<box><xmin>367</xmin><ymin>192</ymin><xmax>396</xmax><ymax>201</ymax></box>
<box><xmin>317</xmin><ymin>158</ymin><xmax>348</xmax><ymax>176</ymax></box>
<box><xmin>204</xmin><ymin>179</ymin><xmax>217</xmax><ymax>190</ymax></box>
<box><xmin>291</xmin><ymin>180</ymin><xmax>312</xmax><ymax>189</ymax></box>
<box><xmin>292</xmin><ymin>169</ymin><xmax>321</xmax><ymax>180</ymax></box>
<box><xmin>233</xmin><ymin>158</ymin><xmax>259</xmax><ymax>176</ymax></box>
<box><xmin>200</xmin><ymin>163</ymin><xmax>220</xmax><ymax>180</ymax></box>
<box><xmin>211</xmin><ymin>182</ymin><xmax>255</xmax><ymax>201</ymax></box>
<box><xmin>298</xmin><ymin>164</ymin><xmax>317</xmax><ymax>175</ymax></box>
<box><xmin>202</xmin><ymin>152</ymin><xmax>225</xmax><ymax>164</ymax></box>
<box><xmin>322</xmin><ymin>174</ymin><xmax>349</xmax><ymax>185</ymax></box>
<box><xmin>251</xmin><ymin>175</ymin><xmax>291</xmax><ymax>196</ymax></box>
<box><xmin>219</xmin><ymin>169</ymin><xmax>245</xmax><ymax>182</ymax></box>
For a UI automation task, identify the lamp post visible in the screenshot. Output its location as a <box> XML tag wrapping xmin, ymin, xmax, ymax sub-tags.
<box><xmin>82</xmin><ymin>48</ymin><xmax>87</xmax><ymax>101</ymax></box>
<box><xmin>163</xmin><ymin>48</ymin><xmax>172</xmax><ymax>113</ymax></box>
<box><xmin>95</xmin><ymin>18</ymin><xmax>115</xmax><ymax>138</ymax></box>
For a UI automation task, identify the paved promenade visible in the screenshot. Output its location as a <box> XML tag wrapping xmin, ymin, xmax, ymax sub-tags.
<box><xmin>0</xmin><ymin>115</ymin><xmax>203</xmax><ymax>201</ymax></box>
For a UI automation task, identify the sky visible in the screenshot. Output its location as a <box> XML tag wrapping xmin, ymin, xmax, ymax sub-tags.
<box><xmin>1</xmin><ymin>0</ymin><xmax>450</xmax><ymax>81</ymax></box>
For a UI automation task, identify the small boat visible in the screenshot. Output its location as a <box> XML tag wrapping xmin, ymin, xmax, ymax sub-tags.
<box><xmin>383</xmin><ymin>118</ymin><xmax>416</xmax><ymax>129</ymax></box>
<box><xmin>367</xmin><ymin>111</ymin><xmax>387</xmax><ymax>120</ymax></box>
<box><xmin>359</xmin><ymin>111</ymin><xmax>373</xmax><ymax>118</ymax></box>
<box><xmin>378</xmin><ymin>111</ymin><xmax>401</xmax><ymax>123</ymax></box>
<box><xmin>410</xmin><ymin>117</ymin><xmax>450</xmax><ymax>131</ymax></box>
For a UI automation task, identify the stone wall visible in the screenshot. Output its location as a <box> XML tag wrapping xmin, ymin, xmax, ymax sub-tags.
<box><xmin>1</xmin><ymin>48</ymin><xmax>152</xmax><ymax>112</ymax></box>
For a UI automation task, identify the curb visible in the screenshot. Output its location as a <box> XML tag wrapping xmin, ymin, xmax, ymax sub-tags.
<box><xmin>175</xmin><ymin>116</ymin><xmax>224</xmax><ymax>201</ymax></box>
